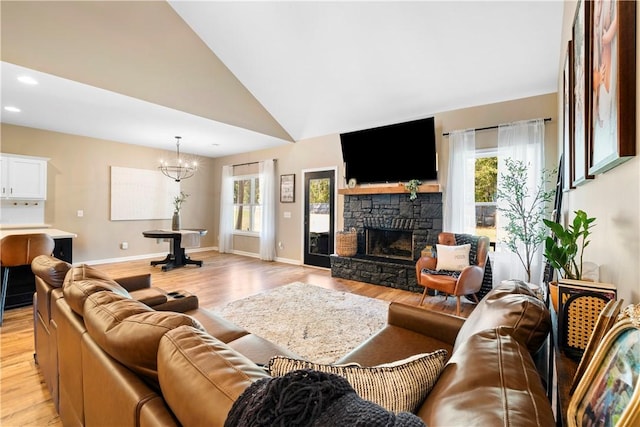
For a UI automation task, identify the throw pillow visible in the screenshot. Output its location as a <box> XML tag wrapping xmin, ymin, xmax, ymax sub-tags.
<box><xmin>268</xmin><ymin>350</ymin><xmax>447</xmax><ymax>413</ymax></box>
<box><xmin>435</xmin><ymin>244</ymin><xmax>470</xmax><ymax>271</ymax></box>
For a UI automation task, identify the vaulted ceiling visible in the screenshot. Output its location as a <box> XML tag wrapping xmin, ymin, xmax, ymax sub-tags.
<box><xmin>1</xmin><ymin>1</ymin><xmax>564</xmax><ymax>158</ymax></box>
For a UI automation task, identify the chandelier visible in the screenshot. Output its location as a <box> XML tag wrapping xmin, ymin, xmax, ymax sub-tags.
<box><xmin>159</xmin><ymin>136</ymin><xmax>198</xmax><ymax>182</ymax></box>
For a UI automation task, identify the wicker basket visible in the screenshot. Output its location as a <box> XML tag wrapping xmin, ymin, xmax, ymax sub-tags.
<box><xmin>336</xmin><ymin>228</ymin><xmax>357</xmax><ymax>256</ymax></box>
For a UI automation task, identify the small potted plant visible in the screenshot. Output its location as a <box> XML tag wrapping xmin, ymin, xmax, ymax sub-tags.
<box><xmin>405</xmin><ymin>179</ymin><xmax>422</xmax><ymax>201</ymax></box>
<box><xmin>543</xmin><ymin>209</ymin><xmax>596</xmax><ymax>311</ymax></box>
<box><xmin>543</xmin><ymin>209</ymin><xmax>596</xmax><ymax>281</ymax></box>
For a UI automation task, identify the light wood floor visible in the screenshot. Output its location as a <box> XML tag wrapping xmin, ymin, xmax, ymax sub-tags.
<box><xmin>0</xmin><ymin>250</ymin><xmax>474</xmax><ymax>427</ymax></box>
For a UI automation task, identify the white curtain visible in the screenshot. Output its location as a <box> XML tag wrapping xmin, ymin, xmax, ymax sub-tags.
<box><xmin>259</xmin><ymin>159</ymin><xmax>276</xmax><ymax>261</ymax></box>
<box><xmin>218</xmin><ymin>165</ymin><xmax>234</xmax><ymax>253</ymax></box>
<box><xmin>493</xmin><ymin>118</ymin><xmax>546</xmax><ymax>285</ymax></box>
<box><xmin>444</xmin><ymin>129</ymin><xmax>476</xmax><ymax>233</ymax></box>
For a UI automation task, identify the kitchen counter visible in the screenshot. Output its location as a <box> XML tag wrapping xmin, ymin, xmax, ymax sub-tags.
<box><xmin>0</xmin><ymin>223</ymin><xmax>52</xmax><ymax>230</ymax></box>
<box><xmin>0</xmin><ymin>228</ymin><xmax>77</xmax><ymax>239</ymax></box>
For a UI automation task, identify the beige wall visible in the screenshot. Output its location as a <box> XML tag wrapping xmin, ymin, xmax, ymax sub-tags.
<box><xmin>1</xmin><ymin>124</ymin><xmax>217</xmax><ymax>263</ymax></box>
<box><xmin>552</xmin><ymin>2</ymin><xmax>640</xmax><ymax>305</ymax></box>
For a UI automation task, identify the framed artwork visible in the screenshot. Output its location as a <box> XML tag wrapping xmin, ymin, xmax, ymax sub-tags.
<box><xmin>563</xmin><ymin>39</ymin><xmax>575</xmax><ymax>191</ymax></box>
<box><xmin>280</xmin><ymin>174</ymin><xmax>295</xmax><ymax>203</ymax></box>
<box><xmin>588</xmin><ymin>0</ymin><xmax>636</xmax><ymax>175</ymax></box>
<box><xmin>572</xmin><ymin>0</ymin><xmax>594</xmax><ymax>186</ymax></box>
<box><xmin>567</xmin><ymin>304</ymin><xmax>640</xmax><ymax>427</ymax></box>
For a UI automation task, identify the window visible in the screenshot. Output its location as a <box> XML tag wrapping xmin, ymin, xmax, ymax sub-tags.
<box><xmin>233</xmin><ymin>175</ymin><xmax>261</xmax><ymax>234</ymax></box>
<box><xmin>475</xmin><ymin>149</ymin><xmax>497</xmax><ymax>242</ymax></box>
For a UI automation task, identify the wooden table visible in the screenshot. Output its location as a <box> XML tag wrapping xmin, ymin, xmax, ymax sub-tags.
<box><xmin>143</xmin><ymin>229</ymin><xmax>207</xmax><ymax>271</ymax></box>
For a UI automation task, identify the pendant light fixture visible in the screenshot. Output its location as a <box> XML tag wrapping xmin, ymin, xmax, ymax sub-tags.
<box><xmin>159</xmin><ymin>136</ymin><xmax>198</xmax><ymax>182</ymax></box>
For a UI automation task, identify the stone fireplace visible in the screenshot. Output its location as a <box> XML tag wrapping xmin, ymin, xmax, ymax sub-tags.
<box><xmin>330</xmin><ymin>188</ymin><xmax>442</xmax><ymax>292</ymax></box>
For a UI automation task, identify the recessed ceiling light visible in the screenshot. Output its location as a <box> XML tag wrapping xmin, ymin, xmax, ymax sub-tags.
<box><xmin>4</xmin><ymin>106</ymin><xmax>21</xmax><ymax>113</ymax></box>
<box><xmin>17</xmin><ymin>75</ymin><xmax>38</xmax><ymax>85</ymax></box>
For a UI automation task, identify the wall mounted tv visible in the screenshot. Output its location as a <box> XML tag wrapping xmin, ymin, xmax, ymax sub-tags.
<box><xmin>340</xmin><ymin>116</ymin><xmax>437</xmax><ymax>184</ymax></box>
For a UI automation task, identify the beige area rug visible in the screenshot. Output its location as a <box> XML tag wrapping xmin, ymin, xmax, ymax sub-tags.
<box><xmin>212</xmin><ymin>282</ymin><xmax>390</xmax><ymax>364</ymax></box>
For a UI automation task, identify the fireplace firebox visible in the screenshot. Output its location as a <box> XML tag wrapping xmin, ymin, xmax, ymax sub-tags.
<box><xmin>365</xmin><ymin>228</ymin><xmax>414</xmax><ymax>261</ymax></box>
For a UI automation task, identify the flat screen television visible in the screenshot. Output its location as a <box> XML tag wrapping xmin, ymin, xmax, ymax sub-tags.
<box><xmin>340</xmin><ymin>117</ymin><xmax>437</xmax><ymax>184</ymax></box>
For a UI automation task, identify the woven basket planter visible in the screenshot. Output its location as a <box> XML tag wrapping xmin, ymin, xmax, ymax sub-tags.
<box><xmin>336</xmin><ymin>228</ymin><xmax>357</xmax><ymax>256</ymax></box>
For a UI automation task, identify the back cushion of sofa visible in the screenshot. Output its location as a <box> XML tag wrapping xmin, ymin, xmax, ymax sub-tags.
<box><xmin>418</xmin><ymin>327</ymin><xmax>555</xmax><ymax>427</ymax></box>
<box><xmin>63</xmin><ymin>264</ymin><xmax>131</xmax><ymax>316</ymax></box>
<box><xmin>83</xmin><ymin>292</ymin><xmax>204</xmax><ymax>387</ymax></box>
<box><xmin>453</xmin><ymin>280</ymin><xmax>550</xmax><ymax>354</ymax></box>
<box><xmin>158</xmin><ymin>325</ymin><xmax>269</xmax><ymax>427</ymax></box>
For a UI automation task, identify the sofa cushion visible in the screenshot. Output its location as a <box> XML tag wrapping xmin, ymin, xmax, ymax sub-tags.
<box><xmin>63</xmin><ymin>264</ymin><xmax>131</xmax><ymax>316</ymax></box>
<box><xmin>418</xmin><ymin>327</ymin><xmax>555</xmax><ymax>427</ymax></box>
<box><xmin>31</xmin><ymin>255</ymin><xmax>71</xmax><ymax>288</ymax></box>
<box><xmin>453</xmin><ymin>280</ymin><xmax>550</xmax><ymax>354</ymax></box>
<box><xmin>268</xmin><ymin>349</ymin><xmax>447</xmax><ymax>413</ymax></box>
<box><xmin>158</xmin><ymin>325</ymin><xmax>269</xmax><ymax>427</ymax></box>
<box><xmin>83</xmin><ymin>291</ymin><xmax>204</xmax><ymax>386</ymax></box>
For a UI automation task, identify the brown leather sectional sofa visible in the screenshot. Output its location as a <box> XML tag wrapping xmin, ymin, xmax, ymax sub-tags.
<box><xmin>32</xmin><ymin>255</ymin><xmax>555</xmax><ymax>426</ymax></box>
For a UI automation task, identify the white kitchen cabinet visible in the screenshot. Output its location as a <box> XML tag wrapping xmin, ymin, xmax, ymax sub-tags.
<box><xmin>0</xmin><ymin>154</ymin><xmax>48</xmax><ymax>200</ymax></box>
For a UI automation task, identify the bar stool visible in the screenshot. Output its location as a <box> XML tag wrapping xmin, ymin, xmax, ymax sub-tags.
<box><xmin>0</xmin><ymin>233</ymin><xmax>55</xmax><ymax>325</ymax></box>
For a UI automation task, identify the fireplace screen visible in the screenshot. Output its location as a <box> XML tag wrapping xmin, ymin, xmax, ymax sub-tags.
<box><xmin>365</xmin><ymin>228</ymin><xmax>414</xmax><ymax>260</ymax></box>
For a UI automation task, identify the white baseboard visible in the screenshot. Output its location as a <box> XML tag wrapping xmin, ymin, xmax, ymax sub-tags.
<box><xmin>77</xmin><ymin>246</ymin><xmax>305</xmax><ymax>267</ymax></box>
<box><xmin>226</xmin><ymin>249</ymin><xmax>301</xmax><ymax>266</ymax></box>
<box><xmin>79</xmin><ymin>246</ymin><xmax>217</xmax><ymax>266</ymax></box>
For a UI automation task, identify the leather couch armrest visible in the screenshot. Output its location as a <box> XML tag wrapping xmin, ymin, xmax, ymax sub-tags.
<box><xmin>415</xmin><ymin>256</ymin><xmax>437</xmax><ymax>282</ymax></box>
<box><xmin>114</xmin><ymin>274</ymin><xmax>152</xmax><ymax>291</ymax></box>
<box><xmin>387</xmin><ymin>302</ymin><xmax>465</xmax><ymax>346</ymax></box>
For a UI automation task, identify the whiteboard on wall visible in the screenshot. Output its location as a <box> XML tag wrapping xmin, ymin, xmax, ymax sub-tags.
<box><xmin>110</xmin><ymin>166</ymin><xmax>179</xmax><ymax>220</ymax></box>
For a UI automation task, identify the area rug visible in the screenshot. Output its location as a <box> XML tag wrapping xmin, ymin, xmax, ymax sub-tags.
<box><xmin>212</xmin><ymin>282</ymin><xmax>389</xmax><ymax>364</ymax></box>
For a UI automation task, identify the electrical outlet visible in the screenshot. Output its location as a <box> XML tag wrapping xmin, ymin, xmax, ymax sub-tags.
<box><xmin>77</xmin><ymin>210</ymin><xmax>84</xmax><ymax>217</ymax></box>
<box><xmin>278</xmin><ymin>241</ymin><xmax>284</xmax><ymax>249</ymax></box>
<box><xmin>120</xmin><ymin>242</ymin><xmax>128</xmax><ymax>250</ymax></box>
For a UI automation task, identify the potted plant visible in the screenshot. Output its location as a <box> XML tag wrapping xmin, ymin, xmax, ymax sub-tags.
<box><xmin>543</xmin><ymin>209</ymin><xmax>596</xmax><ymax>281</ymax></box>
<box><xmin>404</xmin><ymin>179</ymin><xmax>421</xmax><ymax>201</ymax></box>
<box><xmin>495</xmin><ymin>158</ymin><xmax>557</xmax><ymax>283</ymax></box>
<box><xmin>172</xmin><ymin>191</ymin><xmax>190</xmax><ymax>231</ymax></box>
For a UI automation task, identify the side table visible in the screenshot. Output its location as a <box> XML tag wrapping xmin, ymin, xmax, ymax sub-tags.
<box><xmin>142</xmin><ymin>229</ymin><xmax>207</xmax><ymax>271</ymax></box>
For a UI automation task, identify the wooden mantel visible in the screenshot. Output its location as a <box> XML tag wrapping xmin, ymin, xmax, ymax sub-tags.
<box><xmin>338</xmin><ymin>183</ymin><xmax>441</xmax><ymax>195</ymax></box>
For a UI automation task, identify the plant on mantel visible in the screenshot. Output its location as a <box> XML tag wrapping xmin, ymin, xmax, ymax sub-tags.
<box><xmin>495</xmin><ymin>158</ymin><xmax>557</xmax><ymax>283</ymax></box>
<box><xmin>404</xmin><ymin>179</ymin><xmax>422</xmax><ymax>201</ymax></box>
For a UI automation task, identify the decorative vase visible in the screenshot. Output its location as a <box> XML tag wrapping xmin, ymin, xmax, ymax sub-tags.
<box><xmin>172</xmin><ymin>211</ymin><xmax>181</xmax><ymax>231</ymax></box>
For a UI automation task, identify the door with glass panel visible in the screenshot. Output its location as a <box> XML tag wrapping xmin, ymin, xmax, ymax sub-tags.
<box><xmin>303</xmin><ymin>170</ymin><xmax>335</xmax><ymax>268</ymax></box>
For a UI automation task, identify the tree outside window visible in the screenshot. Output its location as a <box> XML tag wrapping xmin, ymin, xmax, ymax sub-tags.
<box><xmin>475</xmin><ymin>153</ymin><xmax>498</xmax><ymax>242</ymax></box>
<box><xmin>233</xmin><ymin>175</ymin><xmax>261</xmax><ymax>233</ymax></box>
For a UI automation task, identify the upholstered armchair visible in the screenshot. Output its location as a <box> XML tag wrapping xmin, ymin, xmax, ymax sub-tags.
<box><xmin>415</xmin><ymin>232</ymin><xmax>491</xmax><ymax>316</ymax></box>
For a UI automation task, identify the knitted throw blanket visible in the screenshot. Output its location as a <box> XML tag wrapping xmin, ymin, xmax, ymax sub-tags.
<box><xmin>224</xmin><ymin>369</ymin><xmax>426</xmax><ymax>427</ymax></box>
